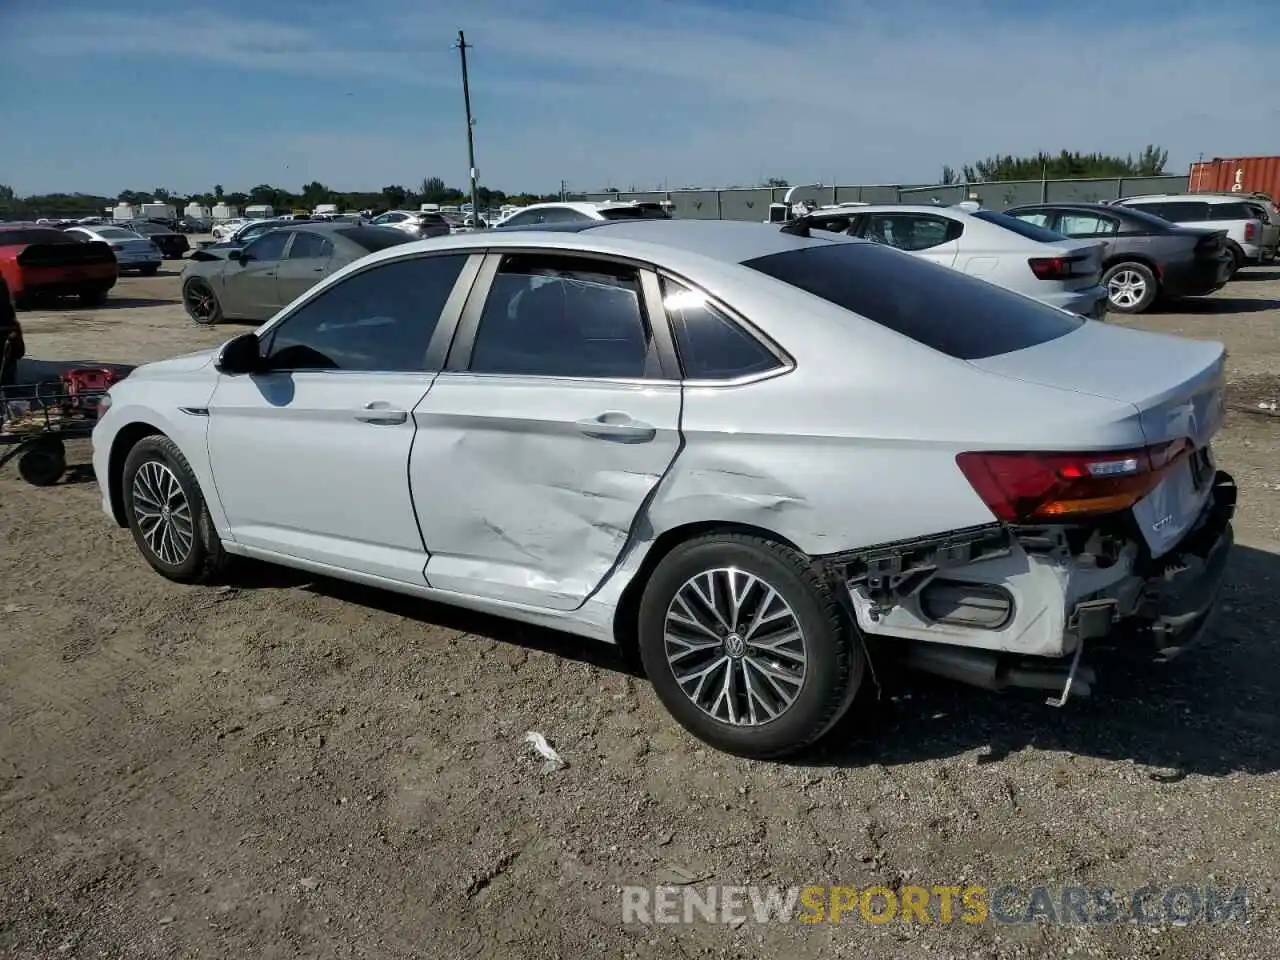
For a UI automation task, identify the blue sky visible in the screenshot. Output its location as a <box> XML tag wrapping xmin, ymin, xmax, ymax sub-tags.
<box><xmin>1</xmin><ymin>0</ymin><xmax>1277</xmax><ymax>197</ymax></box>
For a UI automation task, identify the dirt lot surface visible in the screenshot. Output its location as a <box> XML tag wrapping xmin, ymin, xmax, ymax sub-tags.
<box><xmin>2</xmin><ymin>263</ymin><xmax>1279</xmax><ymax>959</ymax></box>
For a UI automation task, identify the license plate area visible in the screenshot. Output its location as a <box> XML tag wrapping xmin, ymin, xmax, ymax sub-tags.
<box><xmin>1132</xmin><ymin>449</ymin><xmax>1213</xmax><ymax>558</ymax></box>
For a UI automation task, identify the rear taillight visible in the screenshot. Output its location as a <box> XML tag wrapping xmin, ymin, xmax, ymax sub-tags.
<box><xmin>1244</xmin><ymin>221</ymin><xmax>1257</xmax><ymax>242</ymax></box>
<box><xmin>1028</xmin><ymin>256</ymin><xmax>1088</xmax><ymax>281</ymax></box>
<box><xmin>110</xmin><ymin>243</ymin><xmax>123</xmax><ymax>251</ymax></box>
<box><xmin>956</xmin><ymin>440</ymin><xmax>1191</xmax><ymax>523</ymax></box>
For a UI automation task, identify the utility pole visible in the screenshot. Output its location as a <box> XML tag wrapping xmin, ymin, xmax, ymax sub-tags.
<box><xmin>455</xmin><ymin>30</ymin><xmax>480</xmax><ymax>227</ymax></box>
<box><xmin>560</xmin><ymin>179</ymin><xmax>567</xmax><ymax>201</ymax></box>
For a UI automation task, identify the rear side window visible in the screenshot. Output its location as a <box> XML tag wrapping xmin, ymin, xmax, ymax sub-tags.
<box><xmin>660</xmin><ymin>277</ymin><xmax>782</xmax><ymax>380</ymax></box>
<box><xmin>1209</xmin><ymin>202</ymin><xmax>1261</xmax><ymax>220</ymax></box>
<box><xmin>743</xmin><ymin>243</ymin><xmax>1083</xmax><ymax>361</ymax></box>
<box><xmin>971</xmin><ymin>210</ymin><xmax>1067</xmax><ymax>242</ymax></box>
<box><xmin>1130</xmin><ymin>201</ymin><xmax>1211</xmax><ymax>222</ymax></box>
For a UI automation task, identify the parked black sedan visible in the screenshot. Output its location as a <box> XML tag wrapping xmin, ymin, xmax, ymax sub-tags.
<box><xmin>122</xmin><ymin>220</ymin><xmax>190</xmax><ymax>259</ymax></box>
<box><xmin>1004</xmin><ymin>202</ymin><xmax>1233</xmax><ymax>314</ymax></box>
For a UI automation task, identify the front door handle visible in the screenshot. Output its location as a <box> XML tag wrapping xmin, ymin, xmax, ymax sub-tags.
<box><xmin>575</xmin><ymin>412</ymin><xmax>656</xmax><ymax>442</ymax></box>
<box><xmin>355</xmin><ymin>401</ymin><xmax>408</xmax><ymax>425</ymax></box>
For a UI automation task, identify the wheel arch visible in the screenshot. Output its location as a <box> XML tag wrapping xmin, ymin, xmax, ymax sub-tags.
<box><xmin>106</xmin><ymin>421</ymin><xmax>166</xmax><ymax>526</ymax></box>
<box><xmin>611</xmin><ymin>520</ymin><xmax>806</xmax><ymax>663</ymax></box>
<box><xmin>1102</xmin><ymin>252</ymin><xmax>1160</xmax><ymax>276</ymax></box>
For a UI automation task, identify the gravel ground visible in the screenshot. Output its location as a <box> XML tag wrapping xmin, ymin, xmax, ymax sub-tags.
<box><xmin>1</xmin><ymin>261</ymin><xmax>1279</xmax><ymax>960</ymax></box>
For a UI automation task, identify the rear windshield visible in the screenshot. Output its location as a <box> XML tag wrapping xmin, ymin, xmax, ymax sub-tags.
<box><xmin>96</xmin><ymin>227</ymin><xmax>139</xmax><ymax>239</ymax></box>
<box><xmin>742</xmin><ymin>242</ymin><xmax>1083</xmax><ymax>361</ymax></box>
<box><xmin>599</xmin><ymin>205</ymin><xmax>672</xmax><ymax>220</ymax></box>
<box><xmin>0</xmin><ymin>229</ymin><xmax>79</xmax><ymax>245</ymax></box>
<box><xmin>971</xmin><ymin>210</ymin><xmax>1068</xmax><ymax>242</ymax></box>
<box><xmin>336</xmin><ymin>226</ymin><xmax>412</xmax><ymax>251</ymax></box>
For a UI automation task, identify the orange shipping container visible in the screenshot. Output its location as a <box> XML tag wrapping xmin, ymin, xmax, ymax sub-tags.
<box><xmin>1188</xmin><ymin>155</ymin><xmax>1280</xmax><ymax>199</ymax></box>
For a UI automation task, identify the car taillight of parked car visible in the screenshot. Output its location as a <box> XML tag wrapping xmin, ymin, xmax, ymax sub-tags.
<box><xmin>955</xmin><ymin>439</ymin><xmax>1192</xmax><ymax>523</ymax></box>
<box><xmin>110</xmin><ymin>244</ymin><xmax>123</xmax><ymax>251</ymax></box>
<box><xmin>1244</xmin><ymin>221</ymin><xmax>1257</xmax><ymax>242</ymax></box>
<box><xmin>1027</xmin><ymin>255</ymin><xmax>1089</xmax><ymax>281</ymax></box>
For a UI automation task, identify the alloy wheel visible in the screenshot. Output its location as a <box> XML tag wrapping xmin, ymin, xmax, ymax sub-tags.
<box><xmin>663</xmin><ymin>567</ymin><xmax>808</xmax><ymax>726</ymax></box>
<box><xmin>131</xmin><ymin>460</ymin><xmax>194</xmax><ymax>565</ymax></box>
<box><xmin>184</xmin><ymin>281</ymin><xmax>217</xmax><ymax>323</ymax></box>
<box><xmin>1107</xmin><ymin>269</ymin><xmax>1147</xmax><ymax>309</ymax></box>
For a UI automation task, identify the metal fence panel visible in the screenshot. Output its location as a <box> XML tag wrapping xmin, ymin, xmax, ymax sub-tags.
<box><xmin>669</xmin><ymin>190</ymin><xmax>720</xmax><ymax>219</ymax></box>
<box><xmin>1118</xmin><ymin>175</ymin><xmax>1188</xmax><ymax>197</ymax></box>
<box><xmin>717</xmin><ymin>188</ymin><xmax>774</xmax><ymax>221</ymax></box>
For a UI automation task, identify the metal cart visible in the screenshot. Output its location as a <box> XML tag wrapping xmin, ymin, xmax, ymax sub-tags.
<box><xmin>0</xmin><ymin>366</ymin><xmax>118</xmax><ymax>486</ymax></box>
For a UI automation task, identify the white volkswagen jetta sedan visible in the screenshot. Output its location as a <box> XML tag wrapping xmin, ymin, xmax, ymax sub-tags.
<box><xmin>92</xmin><ymin>219</ymin><xmax>1235</xmax><ymax>759</ymax></box>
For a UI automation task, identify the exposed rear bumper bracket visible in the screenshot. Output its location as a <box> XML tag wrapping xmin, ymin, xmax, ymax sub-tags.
<box><xmin>820</xmin><ymin>523</ymin><xmax>1012</xmax><ymax>618</ymax></box>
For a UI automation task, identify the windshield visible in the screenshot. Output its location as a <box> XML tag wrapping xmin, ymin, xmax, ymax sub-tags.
<box><xmin>336</xmin><ymin>226</ymin><xmax>413</xmax><ymax>251</ymax></box>
<box><xmin>971</xmin><ymin>210</ymin><xmax>1069</xmax><ymax>242</ymax></box>
<box><xmin>742</xmin><ymin>241</ymin><xmax>1083</xmax><ymax>361</ymax></box>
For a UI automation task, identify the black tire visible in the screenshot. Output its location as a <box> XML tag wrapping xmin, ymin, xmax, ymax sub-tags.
<box><xmin>121</xmin><ymin>434</ymin><xmax>230</xmax><ymax>584</ymax></box>
<box><xmin>17</xmin><ymin>440</ymin><xmax>66</xmax><ymax>487</ymax></box>
<box><xmin>1226</xmin><ymin>243</ymin><xmax>1245</xmax><ymax>278</ymax></box>
<box><xmin>1102</xmin><ymin>262</ymin><xmax>1158</xmax><ymax>314</ymax></box>
<box><xmin>78</xmin><ymin>286</ymin><xmax>109</xmax><ymax>306</ymax></box>
<box><xmin>182</xmin><ymin>278</ymin><xmax>222</xmax><ymax>325</ymax></box>
<box><xmin>637</xmin><ymin>533</ymin><xmax>863</xmax><ymax>759</ymax></box>
<box><xmin>140</xmin><ymin>264</ymin><xmax>160</xmax><ymax>276</ymax></box>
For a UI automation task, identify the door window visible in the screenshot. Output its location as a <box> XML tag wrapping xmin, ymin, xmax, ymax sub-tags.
<box><xmin>262</xmin><ymin>254</ymin><xmax>467</xmax><ymax>372</ymax></box>
<box><xmin>810</xmin><ymin>215</ymin><xmax>854</xmax><ymax>233</ymax></box>
<box><xmin>661</xmin><ymin>277</ymin><xmax>782</xmax><ymax>381</ymax></box>
<box><xmin>286</xmin><ymin>231</ymin><xmax>334</xmax><ymax>259</ymax></box>
<box><xmin>1010</xmin><ymin>211</ymin><xmax>1052</xmax><ymax>228</ymax></box>
<box><xmin>469</xmin><ymin>254</ymin><xmax>656</xmax><ymax>379</ymax></box>
<box><xmin>1058</xmin><ymin>213</ymin><xmax>1119</xmax><ymax>236</ymax></box>
<box><xmin>243</xmin><ymin>231</ymin><xmax>290</xmax><ymax>262</ymax></box>
<box><xmin>863</xmin><ymin>214</ymin><xmax>959</xmax><ymax>251</ymax></box>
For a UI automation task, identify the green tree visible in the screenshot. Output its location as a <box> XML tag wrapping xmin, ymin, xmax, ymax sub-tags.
<box><xmin>764</xmin><ymin>177</ymin><xmax>790</xmax><ymax>188</ymax></box>
<box><xmin>420</xmin><ymin>176</ymin><xmax>448</xmax><ymax>203</ymax></box>
<box><xmin>961</xmin><ymin>145</ymin><xmax>1169</xmax><ymax>182</ymax></box>
<box><xmin>300</xmin><ymin>181</ymin><xmax>332</xmax><ymax>208</ymax></box>
<box><xmin>153</xmin><ymin>187</ymin><xmax>171</xmax><ymax>201</ymax></box>
<box><xmin>381</xmin><ymin>184</ymin><xmax>408</xmax><ymax>209</ymax></box>
<box><xmin>213</xmin><ymin>184</ymin><xmax>225</xmax><ymax>200</ymax></box>
<box><xmin>940</xmin><ymin>166</ymin><xmax>960</xmax><ymax>185</ymax></box>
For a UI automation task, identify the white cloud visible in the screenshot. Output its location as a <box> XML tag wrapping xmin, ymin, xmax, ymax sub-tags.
<box><xmin>0</xmin><ymin>0</ymin><xmax>1274</xmax><ymax>193</ymax></box>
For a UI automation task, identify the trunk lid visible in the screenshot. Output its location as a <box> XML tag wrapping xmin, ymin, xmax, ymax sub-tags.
<box><xmin>969</xmin><ymin>322</ymin><xmax>1227</xmax><ymax>557</ymax></box>
<box><xmin>1039</xmin><ymin>240</ymin><xmax>1105</xmax><ymax>291</ymax></box>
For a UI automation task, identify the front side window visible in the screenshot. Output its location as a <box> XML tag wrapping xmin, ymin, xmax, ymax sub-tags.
<box><xmin>243</xmin><ymin>231</ymin><xmax>290</xmax><ymax>262</ymax></box>
<box><xmin>262</xmin><ymin>254</ymin><xmax>467</xmax><ymax>372</ymax></box>
<box><xmin>469</xmin><ymin>254</ymin><xmax>654</xmax><ymax>379</ymax></box>
<box><xmin>1058</xmin><ymin>213</ymin><xmax>1119</xmax><ymax>236</ymax></box>
<box><xmin>1009</xmin><ymin>211</ymin><xmax>1052</xmax><ymax>228</ymax></box>
<box><xmin>661</xmin><ymin>277</ymin><xmax>782</xmax><ymax>381</ymax></box>
<box><xmin>810</xmin><ymin>215</ymin><xmax>854</xmax><ymax>234</ymax></box>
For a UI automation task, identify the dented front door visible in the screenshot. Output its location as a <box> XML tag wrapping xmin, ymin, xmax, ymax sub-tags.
<box><xmin>409</xmin><ymin>375</ymin><xmax>681</xmax><ymax>610</ymax></box>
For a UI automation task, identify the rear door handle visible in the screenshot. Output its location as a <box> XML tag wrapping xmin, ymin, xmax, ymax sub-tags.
<box><xmin>355</xmin><ymin>401</ymin><xmax>408</xmax><ymax>425</ymax></box>
<box><xmin>575</xmin><ymin>412</ymin><xmax>656</xmax><ymax>442</ymax></box>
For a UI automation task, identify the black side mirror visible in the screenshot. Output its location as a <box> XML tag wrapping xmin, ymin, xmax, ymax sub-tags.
<box><xmin>215</xmin><ymin>332</ymin><xmax>262</xmax><ymax>375</ymax></box>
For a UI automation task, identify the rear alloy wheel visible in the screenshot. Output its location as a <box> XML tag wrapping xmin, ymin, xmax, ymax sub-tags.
<box><xmin>1103</xmin><ymin>262</ymin><xmax>1157</xmax><ymax>314</ymax></box>
<box><xmin>122</xmin><ymin>435</ymin><xmax>230</xmax><ymax>583</ymax></box>
<box><xmin>638</xmin><ymin>533</ymin><xmax>863</xmax><ymax>759</ymax></box>
<box><xmin>183</xmin><ymin>278</ymin><xmax>222</xmax><ymax>325</ymax></box>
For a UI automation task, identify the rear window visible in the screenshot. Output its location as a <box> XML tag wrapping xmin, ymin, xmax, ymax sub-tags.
<box><xmin>96</xmin><ymin>227</ymin><xmax>138</xmax><ymax>239</ymax></box>
<box><xmin>598</xmin><ymin>206</ymin><xmax>671</xmax><ymax>220</ymax></box>
<box><xmin>742</xmin><ymin>242</ymin><xmax>1083</xmax><ymax>361</ymax></box>
<box><xmin>0</xmin><ymin>229</ymin><xmax>79</xmax><ymax>245</ymax></box>
<box><xmin>971</xmin><ymin>210</ymin><xmax>1068</xmax><ymax>242</ymax></box>
<box><xmin>336</xmin><ymin>226</ymin><xmax>413</xmax><ymax>251</ymax></box>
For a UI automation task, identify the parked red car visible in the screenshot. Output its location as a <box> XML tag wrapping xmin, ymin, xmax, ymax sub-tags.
<box><xmin>0</xmin><ymin>224</ymin><xmax>118</xmax><ymax>307</ymax></box>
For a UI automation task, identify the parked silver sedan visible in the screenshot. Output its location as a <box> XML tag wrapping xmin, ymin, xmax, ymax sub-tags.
<box><xmin>63</xmin><ymin>224</ymin><xmax>162</xmax><ymax>274</ymax></box>
<box><xmin>93</xmin><ymin>220</ymin><xmax>1234</xmax><ymax>758</ymax></box>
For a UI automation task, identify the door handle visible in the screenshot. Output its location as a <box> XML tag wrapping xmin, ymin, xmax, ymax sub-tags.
<box><xmin>575</xmin><ymin>412</ymin><xmax>656</xmax><ymax>442</ymax></box>
<box><xmin>355</xmin><ymin>401</ymin><xmax>408</xmax><ymax>425</ymax></box>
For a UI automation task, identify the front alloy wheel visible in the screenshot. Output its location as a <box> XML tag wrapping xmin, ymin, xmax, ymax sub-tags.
<box><xmin>1103</xmin><ymin>262</ymin><xmax>1157</xmax><ymax>314</ymax></box>
<box><xmin>131</xmin><ymin>460</ymin><xmax>194</xmax><ymax>566</ymax></box>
